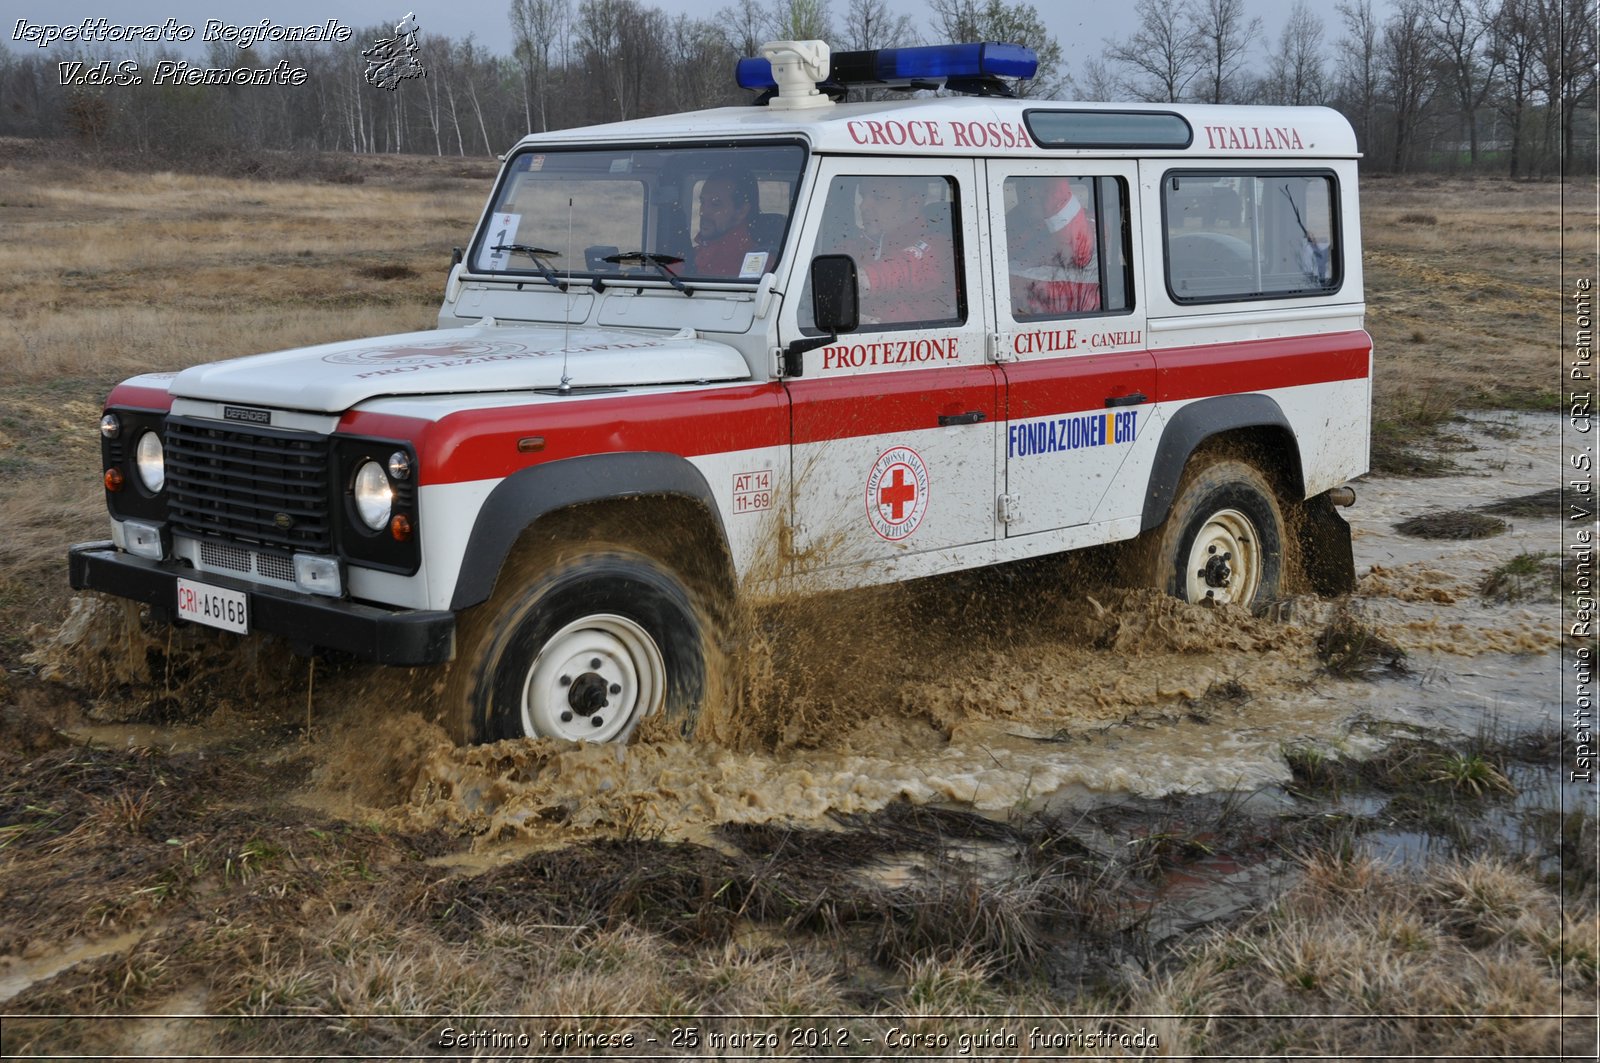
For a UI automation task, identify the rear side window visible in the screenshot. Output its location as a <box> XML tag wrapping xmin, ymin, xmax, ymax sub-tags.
<box><xmin>1002</xmin><ymin>175</ymin><xmax>1132</xmax><ymax>321</ymax></box>
<box><xmin>1163</xmin><ymin>171</ymin><xmax>1340</xmax><ymax>303</ymax></box>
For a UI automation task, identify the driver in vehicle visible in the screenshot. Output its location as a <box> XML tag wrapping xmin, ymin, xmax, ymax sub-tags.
<box><xmin>692</xmin><ymin>170</ymin><xmax>759</xmax><ymax>275</ymax></box>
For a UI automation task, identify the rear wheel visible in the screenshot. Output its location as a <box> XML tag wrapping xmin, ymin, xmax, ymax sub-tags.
<box><xmin>1142</xmin><ymin>457</ymin><xmax>1285</xmax><ymax>609</ymax></box>
<box><xmin>446</xmin><ymin>548</ymin><xmax>708</xmax><ymax>743</ymax></box>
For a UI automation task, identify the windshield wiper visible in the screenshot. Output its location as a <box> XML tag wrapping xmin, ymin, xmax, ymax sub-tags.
<box><xmin>603</xmin><ymin>251</ymin><xmax>692</xmax><ymax>296</ymax></box>
<box><xmin>491</xmin><ymin>243</ymin><xmax>569</xmax><ymax>292</ymax></box>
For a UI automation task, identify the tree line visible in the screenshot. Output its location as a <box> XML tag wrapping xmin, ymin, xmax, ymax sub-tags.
<box><xmin>0</xmin><ymin>0</ymin><xmax>1592</xmax><ymax>174</ymax></box>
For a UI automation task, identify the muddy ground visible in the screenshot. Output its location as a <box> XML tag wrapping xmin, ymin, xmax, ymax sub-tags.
<box><xmin>0</xmin><ymin>153</ymin><xmax>1595</xmax><ymax>1058</ymax></box>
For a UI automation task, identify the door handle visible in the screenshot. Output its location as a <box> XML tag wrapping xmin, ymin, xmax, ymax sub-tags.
<box><xmin>938</xmin><ymin>410</ymin><xmax>987</xmax><ymax>427</ymax></box>
<box><xmin>1104</xmin><ymin>392</ymin><xmax>1148</xmax><ymax>408</ymax></box>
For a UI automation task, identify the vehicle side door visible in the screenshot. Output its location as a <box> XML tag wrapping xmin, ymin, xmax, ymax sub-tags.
<box><xmin>780</xmin><ymin>157</ymin><xmax>999</xmax><ymax>576</ymax></box>
<box><xmin>985</xmin><ymin>160</ymin><xmax>1159</xmax><ymax>535</ymax></box>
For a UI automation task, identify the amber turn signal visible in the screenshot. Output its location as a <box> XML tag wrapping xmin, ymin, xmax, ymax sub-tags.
<box><xmin>103</xmin><ymin>468</ymin><xmax>124</xmax><ymax>492</ymax></box>
<box><xmin>390</xmin><ymin>514</ymin><xmax>413</xmax><ymax>542</ymax></box>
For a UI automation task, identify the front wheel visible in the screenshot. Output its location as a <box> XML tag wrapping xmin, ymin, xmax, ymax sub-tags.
<box><xmin>1141</xmin><ymin>457</ymin><xmax>1285</xmax><ymax>609</ymax></box>
<box><xmin>446</xmin><ymin>549</ymin><xmax>709</xmax><ymax>743</ymax></box>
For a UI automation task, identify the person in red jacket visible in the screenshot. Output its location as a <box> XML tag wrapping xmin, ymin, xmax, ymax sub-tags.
<box><xmin>1008</xmin><ymin>177</ymin><xmax>1100</xmax><ymax>317</ymax></box>
<box><xmin>692</xmin><ymin>170</ymin><xmax>759</xmax><ymax>277</ymax></box>
<box><xmin>848</xmin><ymin>177</ymin><xmax>959</xmax><ymax>326</ymax></box>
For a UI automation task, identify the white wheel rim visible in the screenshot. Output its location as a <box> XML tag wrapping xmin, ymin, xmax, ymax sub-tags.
<box><xmin>1184</xmin><ymin>508</ymin><xmax>1262</xmax><ymax>606</ymax></box>
<box><xmin>521</xmin><ymin>614</ymin><xmax>665</xmax><ymax>742</ymax></box>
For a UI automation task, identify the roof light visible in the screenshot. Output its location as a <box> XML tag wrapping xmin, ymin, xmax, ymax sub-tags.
<box><xmin>737</xmin><ymin>41</ymin><xmax>1037</xmax><ymax>94</ymax></box>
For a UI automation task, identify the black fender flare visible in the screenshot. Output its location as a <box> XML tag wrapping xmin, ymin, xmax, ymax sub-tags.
<box><xmin>449</xmin><ymin>452</ymin><xmax>729</xmax><ymax>610</ymax></box>
<box><xmin>1140</xmin><ymin>394</ymin><xmax>1302</xmax><ymax>533</ymax></box>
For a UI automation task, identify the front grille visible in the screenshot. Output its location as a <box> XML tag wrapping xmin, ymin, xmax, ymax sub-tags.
<box><xmin>166</xmin><ymin>417</ymin><xmax>333</xmax><ymax>552</ymax></box>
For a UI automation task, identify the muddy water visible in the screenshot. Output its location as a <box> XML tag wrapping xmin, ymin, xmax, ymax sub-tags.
<box><xmin>0</xmin><ymin>931</ymin><xmax>144</xmax><ymax>1005</ymax></box>
<box><xmin>1344</xmin><ymin>412</ymin><xmax>1571</xmax><ymax>731</ymax></box>
<box><xmin>345</xmin><ymin>411</ymin><xmax>1578</xmax><ymax>845</ymax></box>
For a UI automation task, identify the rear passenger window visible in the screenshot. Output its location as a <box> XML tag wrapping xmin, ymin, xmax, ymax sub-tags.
<box><xmin>1003</xmin><ymin>176</ymin><xmax>1131</xmax><ymax>321</ymax></box>
<box><xmin>1164</xmin><ymin>171</ymin><xmax>1339</xmax><ymax>302</ymax></box>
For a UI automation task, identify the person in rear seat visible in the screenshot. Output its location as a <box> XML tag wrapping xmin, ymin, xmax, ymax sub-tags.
<box><xmin>1007</xmin><ymin>177</ymin><xmax>1100</xmax><ymax>317</ymax></box>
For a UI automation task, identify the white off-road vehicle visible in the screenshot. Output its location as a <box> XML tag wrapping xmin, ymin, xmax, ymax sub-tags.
<box><xmin>71</xmin><ymin>40</ymin><xmax>1367</xmax><ymax>744</ymax></box>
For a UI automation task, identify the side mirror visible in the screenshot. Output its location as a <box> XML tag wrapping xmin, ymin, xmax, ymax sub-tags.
<box><xmin>810</xmin><ymin>254</ymin><xmax>859</xmax><ymax>334</ymax></box>
<box><xmin>781</xmin><ymin>254</ymin><xmax>859</xmax><ymax>378</ymax></box>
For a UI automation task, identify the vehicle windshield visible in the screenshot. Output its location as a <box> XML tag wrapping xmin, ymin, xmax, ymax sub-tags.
<box><xmin>471</xmin><ymin>142</ymin><xmax>807</xmax><ymax>284</ymax></box>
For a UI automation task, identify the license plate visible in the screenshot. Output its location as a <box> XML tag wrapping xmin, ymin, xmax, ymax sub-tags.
<box><xmin>176</xmin><ymin>577</ymin><xmax>249</xmax><ymax>634</ymax></box>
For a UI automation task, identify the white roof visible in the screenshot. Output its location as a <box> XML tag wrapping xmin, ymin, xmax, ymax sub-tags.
<box><xmin>513</xmin><ymin>97</ymin><xmax>1359</xmax><ymax>159</ymax></box>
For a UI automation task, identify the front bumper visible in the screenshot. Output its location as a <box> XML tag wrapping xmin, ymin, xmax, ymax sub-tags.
<box><xmin>68</xmin><ymin>541</ymin><xmax>455</xmax><ymax>665</ymax></box>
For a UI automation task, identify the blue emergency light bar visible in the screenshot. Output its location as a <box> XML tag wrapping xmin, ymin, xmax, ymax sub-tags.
<box><xmin>736</xmin><ymin>42</ymin><xmax>1038</xmax><ymax>92</ymax></box>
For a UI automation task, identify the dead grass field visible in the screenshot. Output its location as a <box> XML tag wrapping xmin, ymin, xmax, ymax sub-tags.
<box><xmin>1359</xmin><ymin>173</ymin><xmax>1590</xmax><ymax>474</ymax></box>
<box><xmin>0</xmin><ymin>152</ymin><xmax>1593</xmax><ymax>1057</ymax></box>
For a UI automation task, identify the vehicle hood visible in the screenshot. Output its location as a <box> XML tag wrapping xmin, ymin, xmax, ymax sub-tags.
<box><xmin>167</xmin><ymin>325</ymin><xmax>750</xmax><ymax>413</ymax></box>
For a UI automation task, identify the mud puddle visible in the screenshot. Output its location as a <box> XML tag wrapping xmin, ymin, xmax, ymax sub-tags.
<box><xmin>0</xmin><ymin>931</ymin><xmax>145</xmax><ymax>1006</ymax></box>
<box><xmin>368</xmin><ymin>418</ymin><xmax>1574</xmax><ymax>851</ymax></box>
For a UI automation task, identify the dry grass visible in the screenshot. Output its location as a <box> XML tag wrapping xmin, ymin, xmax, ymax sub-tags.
<box><xmin>1394</xmin><ymin>510</ymin><xmax>1511</xmax><ymax>540</ymax></box>
<box><xmin>1362</xmin><ymin>175</ymin><xmax>1586</xmax><ymax>476</ymax></box>
<box><xmin>0</xmin><ymin>155</ymin><xmax>478</xmax><ymax>651</ymax></box>
<box><xmin>1133</xmin><ymin>854</ymin><xmax>1589</xmax><ymax>1057</ymax></box>
<box><xmin>1362</xmin><ymin>174</ymin><xmax>1586</xmax><ymax>453</ymax></box>
<box><xmin>1314</xmin><ymin>604</ymin><xmax>1410</xmax><ymax>679</ymax></box>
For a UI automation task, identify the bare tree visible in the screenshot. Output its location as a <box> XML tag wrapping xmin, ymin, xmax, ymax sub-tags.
<box><xmin>1190</xmin><ymin>0</ymin><xmax>1263</xmax><ymax>104</ymax></box>
<box><xmin>840</xmin><ymin>0</ymin><xmax>919</xmax><ymax>50</ymax></box>
<box><xmin>769</xmin><ymin>0</ymin><xmax>834</xmax><ymax>41</ymax></box>
<box><xmin>1068</xmin><ymin>57</ymin><xmax>1120</xmax><ymax>101</ymax></box>
<box><xmin>717</xmin><ymin>0</ymin><xmax>770</xmax><ymax>55</ymax></box>
<box><xmin>510</xmin><ymin>0</ymin><xmax>570</xmax><ymax>134</ymax></box>
<box><xmin>1263</xmin><ymin>1</ymin><xmax>1328</xmax><ymax>106</ymax></box>
<box><xmin>1105</xmin><ymin>0</ymin><xmax>1203</xmax><ymax>103</ymax></box>
<box><xmin>575</xmin><ymin>0</ymin><xmax>670</xmax><ymax>121</ymax></box>
<box><xmin>1335</xmin><ymin>0</ymin><xmax>1382</xmax><ymax>153</ymax></box>
<box><xmin>925</xmin><ymin>0</ymin><xmax>1064</xmax><ymax>97</ymax></box>
<box><xmin>1381</xmin><ymin>0</ymin><xmax>1441</xmax><ymax>171</ymax></box>
<box><xmin>668</xmin><ymin>14</ymin><xmax>739</xmax><ymax>111</ymax></box>
<box><xmin>455</xmin><ymin>37</ymin><xmax>499</xmax><ymax>154</ymax></box>
<box><xmin>1490</xmin><ymin>0</ymin><xmax>1541</xmax><ymax>175</ymax></box>
<box><xmin>1535</xmin><ymin>0</ymin><xmax>1599</xmax><ymax>172</ymax></box>
<box><xmin>1428</xmin><ymin>0</ymin><xmax>1499</xmax><ymax>166</ymax></box>
<box><xmin>836</xmin><ymin>0</ymin><xmax>920</xmax><ymax>101</ymax></box>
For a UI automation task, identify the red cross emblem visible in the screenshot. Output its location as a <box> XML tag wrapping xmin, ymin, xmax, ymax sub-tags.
<box><xmin>878</xmin><ymin>465</ymin><xmax>917</xmax><ymax>521</ymax></box>
<box><xmin>866</xmin><ymin>446</ymin><xmax>930</xmax><ymax>541</ymax></box>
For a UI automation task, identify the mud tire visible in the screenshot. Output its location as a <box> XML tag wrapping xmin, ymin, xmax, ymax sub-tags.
<box><xmin>445</xmin><ymin>548</ymin><xmax>708</xmax><ymax>744</ymax></box>
<box><xmin>1141</xmin><ymin>457</ymin><xmax>1285</xmax><ymax>610</ymax></box>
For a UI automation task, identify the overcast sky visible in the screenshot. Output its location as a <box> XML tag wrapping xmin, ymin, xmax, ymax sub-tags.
<box><xmin>6</xmin><ymin>0</ymin><xmax>1390</xmax><ymax>84</ymax></box>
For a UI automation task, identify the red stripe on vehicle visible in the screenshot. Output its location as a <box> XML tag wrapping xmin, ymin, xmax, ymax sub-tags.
<box><xmin>788</xmin><ymin>365</ymin><xmax>1000</xmax><ymax>445</ymax></box>
<box><xmin>342</xmin><ymin>383</ymin><xmax>789</xmax><ymax>485</ymax></box>
<box><xmin>1002</xmin><ymin>351</ymin><xmax>1156</xmax><ymax>419</ymax></box>
<box><xmin>1157</xmin><ymin>330</ymin><xmax>1371</xmax><ymax>401</ymax></box>
<box><xmin>339</xmin><ymin>331</ymin><xmax>1370</xmax><ymax>486</ymax></box>
<box><xmin>107</xmin><ymin>384</ymin><xmax>176</xmax><ymax>412</ymax></box>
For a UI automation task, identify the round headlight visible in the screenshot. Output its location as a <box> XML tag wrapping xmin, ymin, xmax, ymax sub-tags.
<box><xmin>352</xmin><ymin>460</ymin><xmax>393</xmax><ymax>531</ymax></box>
<box><xmin>100</xmin><ymin>413</ymin><xmax>122</xmax><ymax>439</ymax></box>
<box><xmin>135</xmin><ymin>431</ymin><xmax>165</xmax><ymax>492</ymax></box>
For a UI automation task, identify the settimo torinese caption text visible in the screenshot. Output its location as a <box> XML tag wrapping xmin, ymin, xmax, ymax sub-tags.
<box><xmin>12</xmin><ymin>18</ymin><xmax>354</xmax><ymax>86</ymax></box>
